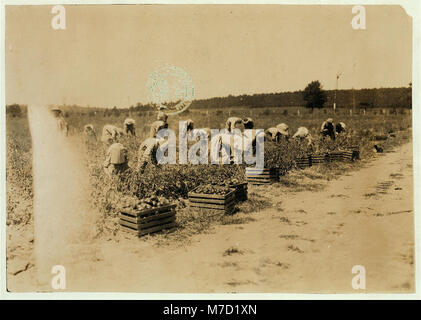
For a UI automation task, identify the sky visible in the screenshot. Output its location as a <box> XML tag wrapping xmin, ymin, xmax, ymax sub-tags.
<box><xmin>5</xmin><ymin>4</ymin><xmax>412</xmax><ymax>107</ymax></box>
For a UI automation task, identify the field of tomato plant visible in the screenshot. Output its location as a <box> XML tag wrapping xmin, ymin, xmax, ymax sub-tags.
<box><xmin>6</xmin><ymin>107</ymin><xmax>412</xmax><ymax>236</ymax></box>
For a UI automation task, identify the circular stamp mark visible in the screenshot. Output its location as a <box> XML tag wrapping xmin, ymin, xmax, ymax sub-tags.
<box><xmin>147</xmin><ymin>64</ymin><xmax>195</xmax><ymax>116</ymax></box>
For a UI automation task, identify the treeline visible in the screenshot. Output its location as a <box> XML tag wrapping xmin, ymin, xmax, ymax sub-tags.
<box><xmin>5</xmin><ymin>86</ymin><xmax>411</xmax><ymax>117</ymax></box>
<box><xmin>189</xmin><ymin>87</ymin><xmax>412</xmax><ymax>110</ymax></box>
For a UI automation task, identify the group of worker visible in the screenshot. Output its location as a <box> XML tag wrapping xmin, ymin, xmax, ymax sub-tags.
<box><xmin>265</xmin><ymin>118</ymin><xmax>346</xmax><ymax>143</ymax></box>
<box><xmin>38</xmin><ymin>99</ymin><xmax>341</xmax><ymax>178</ymax></box>
<box><xmin>99</xmin><ymin>111</ymin><xmax>347</xmax><ymax>177</ymax></box>
<box><xmin>50</xmin><ymin>105</ymin><xmax>347</xmax><ymax>177</ymax></box>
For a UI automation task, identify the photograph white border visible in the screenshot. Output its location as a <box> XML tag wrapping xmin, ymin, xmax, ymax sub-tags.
<box><xmin>0</xmin><ymin>0</ymin><xmax>419</xmax><ymax>300</ymax></box>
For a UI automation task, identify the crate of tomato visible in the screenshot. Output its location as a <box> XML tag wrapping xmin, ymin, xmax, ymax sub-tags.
<box><xmin>295</xmin><ymin>156</ymin><xmax>311</xmax><ymax>169</ymax></box>
<box><xmin>119</xmin><ymin>196</ymin><xmax>176</xmax><ymax>237</ymax></box>
<box><xmin>188</xmin><ymin>184</ymin><xmax>236</xmax><ymax>214</ymax></box>
<box><xmin>344</xmin><ymin>145</ymin><xmax>360</xmax><ymax>161</ymax></box>
<box><xmin>245</xmin><ymin>167</ymin><xmax>280</xmax><ymax>185</ymax></box>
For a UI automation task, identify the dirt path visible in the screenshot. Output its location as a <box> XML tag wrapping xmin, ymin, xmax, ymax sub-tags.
<box><xmin>7</xmin><ymin>142</ymin><xmax>414</xmax><ymax>293</ymax></box>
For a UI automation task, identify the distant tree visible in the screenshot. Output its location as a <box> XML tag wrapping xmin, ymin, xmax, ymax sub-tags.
<box><xmin>112</xmin><ymin>106</ymin><xmax>120</xmax><ymax>117</ymax></box>
<box><xmin>303</xmin><ymin>81</ymin><xmax>327</xmax><ymax>110</ymax></box>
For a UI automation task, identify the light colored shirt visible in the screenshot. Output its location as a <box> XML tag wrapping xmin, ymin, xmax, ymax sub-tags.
<box><xmin>124</xmin><ymin>118</ymin><xmax>136</xmax><ymax>126</ymax></box>
<box><xmin>225</xmin><ymin>117</ymin><xmax>243</xmax><ymax>132</ymax></box>
<box><xmin>101</xmin><ymin>124</ymin><xmax>123</xmax><ymax>143</ymax></box>
<box><xmin>149</xmin><ymin>120</ymin><xmax>167</xmax><ymax>138</ymax></box>
<box><xmin>265</xmin><ymin>127</ymin><xmax>280</xmax><ymax>141</ymax></box>
<box><xmin>276</xmin><ymin>123</ymin><xmax>289</xmax><ymax>136</ymax></box>
<box><xmin>293</xmin><ymin>127</ymin><xmax>310</xmax><ymax>139</ymax></box>
<box><xmin>104</xmin><ymin>143</ymin><xmax>128</xmax><ymax>167</ymax></box>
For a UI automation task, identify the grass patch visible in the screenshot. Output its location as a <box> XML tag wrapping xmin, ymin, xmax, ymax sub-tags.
<box><xmin>223</xmin><ymin>246</ymin><xmax>244</xmax><ymax>256</ymax></box>
<box><xmin>220</xmin><ymin>215</ymin><xmax>256</xmax><ymax>225</ymax></box>
<box><xmin>236</xmin><ymin>194</ymin><xmax>271</xmax><ymax>214</ymax></box>
<box><xmin>287</xmin><ymin>245</ymin><xmax>304</xmax><ymax>253</ymax></box>
<box><xmin>279</xmin><ymin>234</ymin><xmax>299</xmax><ymax>240</ymax></box>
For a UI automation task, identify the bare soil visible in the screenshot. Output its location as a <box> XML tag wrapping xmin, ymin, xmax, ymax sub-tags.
<box><xmin>6</xmin><ymin>142</ymin><xmax>414</xmax><ymax>293</ymax></box>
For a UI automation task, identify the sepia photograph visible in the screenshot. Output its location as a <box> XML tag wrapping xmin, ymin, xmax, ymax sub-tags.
<box><xmin>3</xmin><ymin>2</ymin><xmax>417</xmax><ymax>295</ymax></box>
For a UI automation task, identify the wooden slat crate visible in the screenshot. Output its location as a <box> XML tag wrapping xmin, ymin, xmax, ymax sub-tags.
<box><xmin>311</xmin><ymin>153</ymin><xmax>328</xmax><ymax>165</ymax></box>
<box><xmin>188</xmin><ymin>188</ymin><xmax>236</xmax><ymax>214</ymax></box>
<box><xmin>245</xmin><ymin>167</ymin><xmax>279</xmax><ymax>185</ymax></box>
<box><xmin>119</xmin><ymin>204</ymin><xmax>176</xmax><ymax>237</ymax></box>
<box><xmin>295</xmin><ymin>156</ymin><xmax>311</xmax><ymax>169</ymax></box>
<box><xmin>342</xmin><ymin>150</ymin><xmax>360</xmax><ymax>161</ymax></box>
<box><xmin>229</xmin><ymin>182</ymin><xmax>248</xmax><ymax>202</ymax></box>
<box><xmin>327</xmin><ymin>151</ymin><xmax>344</xmax><ymax>162</ymax></box>
<box><xmin>327</xmin><ymin>150</ymin><xmax>360</xmax><ymax>162</ymax></box>
<box><xmin>344</xmin><ymin>146</ymin><xmax>360</xmax><ymax>160</ymax></box>
<box><xmin>342</xmin><ymin>150</ymin><xmax>354</xmax><ymax>161</ymax></box>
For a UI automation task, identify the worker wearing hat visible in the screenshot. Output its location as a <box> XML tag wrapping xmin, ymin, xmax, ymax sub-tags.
<box><xmin>321</xmin><ymin>118</ymin><xmax>336</xmax><ymax>140</ymax></box>
<box><xmin>293</xmin><ymin>126</ymin><xmax>314</xmax><ymax>148</ymax></box>
<box><xmin>185</xmin><ymin>119</ymin><xmax>194</xmax><ymax>134</ymax></box>
<box><xmin>124</xmin><ymin>118</ymin><xmax>136</xmax><ymax>136</ymax></box>
<box><xmin>137</xmin><ymin>119</ymin><xmax>170</xmax><ymax>171</ymax></box>
<box><xmin>103</xmin><ymin>140</ymin><xmax>129</xmax><ymax>177</ymax></box>
<box><xmin>149</xmin><ymin>120</ymin><xmax>168</xmax><ymax>139</ymax></box>
<box><xmin>51</xmin><ymin>107</ymin><xmax>69</xmax><ymax>137</ymax></box>
<box><xmin>242</xmin><ymin>117</ymin><xmax>254</xmax><ymax>130</ymax></box>
<box><xmin>101</xmin><ymin>124</ymin><xmax>124</xmax><ymax>145</ymax></box>
<box><xmin>265</xmin><ymin>127</ymin><xmax>281</xmax><ymax>142</ymax></box>
<box><xmin>276</xmin><ymin>123</ymin><xmax>290</xmax><ymax>140</ymax></box>
<box><xmin>137</xmin><ymin>132</ymin><xmax>169</xmax><ymax>173</ymax></box>
<box><xmin>242</xmin><ymin>117</ymin><xmax>261</xmax><ymax>157</ymax></box>
<box><xmin>83</xmin><ymin>124</ymin><xmax>96</xmax><ymax>142</ymax></box>
<box><xmin>157</xmin><ymin>105</ymin><xmax>168</xmax><ymax>123</ymax></box>
<box><xmin>225</xmin><ymin>117</ymin><xmax>243</xmax><ymax>133</ymax></box>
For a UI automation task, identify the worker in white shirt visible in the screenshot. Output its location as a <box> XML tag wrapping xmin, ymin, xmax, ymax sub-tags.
<box><xmin>103</xmin><ymin>142</ymin><xmax>129</xmax><ymax>177</ymax></box>
<box><xmin>293</xmin><ymin>126</ymin><xmax>314</xmax><ymax>148</ymax></box>
<box><xmin>265</xmin><ymin>127</ymin><xmax>281</xmax><ymax>142</ymax></box>
<box><xmin>101</xmin><ymin>124</ymin><xmax>124</xmax><ymax>145</ymax></box>
<box><xmin>225</xmin><ymin>117</ymin><xmax>243</xmax><ymax>133</ymax></box>
<box><xmin>149</xmin><ymin>120</ymin><xmax>168</xmax><ymax>139</ymax></box>
<box><xmin>276</xmin><ymin>123</ymin><xmax>290</xmax><ymax>140</ymax></box>
<box><xmin>137</xmin><ymin>120</ymin><xmax>169</xmax><ymax>172</ymax></box>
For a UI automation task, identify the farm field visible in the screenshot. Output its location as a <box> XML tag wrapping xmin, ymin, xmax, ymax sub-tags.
<box><xmin>5</xmin><ymin>107</ymin><xmax>413</xmax><ymax>292</ymax></box>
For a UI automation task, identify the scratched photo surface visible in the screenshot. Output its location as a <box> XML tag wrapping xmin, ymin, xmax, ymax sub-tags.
<box><xmin>5</xmin><ymin>4</ymin><xmax>413</xmax><ymax>292</ymax></box>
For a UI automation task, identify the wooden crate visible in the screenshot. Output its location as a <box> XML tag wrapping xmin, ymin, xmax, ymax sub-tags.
<box><xmin>342</xmin><ymin>150</ymin><xmax>360</xmax><ymax>161</ymax></box>
<box><xmin>327</xmin><ymin>151</ymin><xmax>344</xmax><ymax>162</ymax></box>
<box><xmin>229</xmin><ymin>182</ymin><xmax>248</xmax><ymax>202</ymax></box>
<box><xmin>311</xmin><ymin>153</ymin><xmax>328</xmax><ymax>165</ymax></box>
<box><xmin>119</xmin><ymin>204</ymin><xmax>176</xmax><ymax>237</ymax></box>
<box><xmin>188</xmin><ymin>188</ymin><xmax>236</xmax><ymax>214</ymax></box>
<box><xmin>295</xmin><ymin>156</ymin><xmax>311</xmax><ymax>169</ymax></box>
<box><xmin>345</xmin><ymin>146</ymin><xmax>360</xmax><ymax>160</ymax></box>
<box><xmin>327</xmin><ymin>150</ymin><xmax>360</xmax><ymax>162</ymax></box>
<box><xmin>245</xmin><ymin>167</ymin><xmax>279</xmax><ymax>185</ymax></box>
